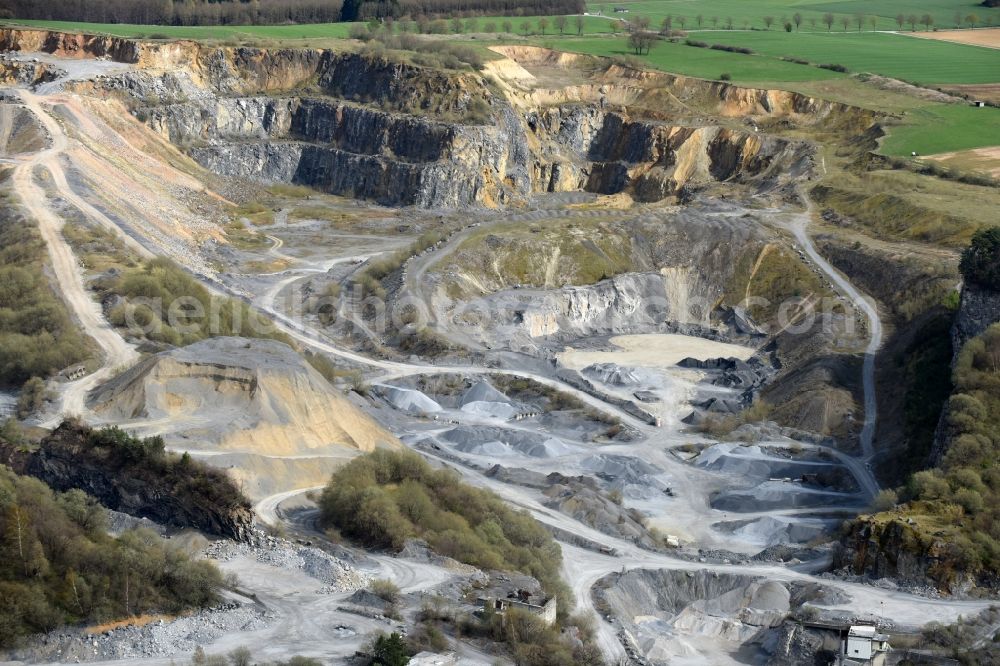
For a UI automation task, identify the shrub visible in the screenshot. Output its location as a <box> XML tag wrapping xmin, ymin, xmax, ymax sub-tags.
<box><xmin>959</xmin><ymin>226</ymin><xmax>1000</xmax><ymax>289</ymax></box>
<box><xmin>719</xmin><ymin>73</ymin><xmax>732</xmax><ymax>81</ymax></box>
<box><xmin>15</xmin><ymin>376</ymin><xmax>48</xmax><ymax>418</ymax></box>
<box><xmin>684</xmin><ymin>39</ymin><xmax>708</xmax><ymax>48</ymax></box>
<box><xmin>318</xmin><ymin>450</ymin><xmax>565</xmax><ymax>603</ymax></box>
<box><xmin>818</xmin><ymin>63</ymin><xmax>849</xmax><ymax>72</ymax></box>
<box><xmin>0</xmin><ymin>466</ymin><xmax>222</xmax><ymax>647</ymax></box>
<box><xmin>710</xmin><ymin>43</ymin><xmax>753</xmax><ymax>54</ymax></box>
<box><xmin>370</xmin><ymin>578</ymin><xmax>401</xmax><ymax>604</ymax></box>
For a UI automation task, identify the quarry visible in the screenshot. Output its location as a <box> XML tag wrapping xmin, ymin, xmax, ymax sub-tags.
<box><xmin>0</xmin><ymin>22</ymin><xmax>998</xmax><ymax>666</ymax></box>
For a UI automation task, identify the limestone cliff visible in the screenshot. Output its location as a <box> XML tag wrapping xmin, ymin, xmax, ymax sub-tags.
<box><xmin>952</xmin><ymin>283</ymin><xmax>1000</xmax><ymax>353</ymax></box>
<box><xmin>89</xmin><ymin>337</ymin><xmax>399</xmax><ymax>456</ymax></box>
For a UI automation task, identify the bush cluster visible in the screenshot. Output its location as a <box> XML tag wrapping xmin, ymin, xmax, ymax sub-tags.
<box><xmin>0</xmin><ymin>466</ymin><xmax>222</xmax><ymax>647</ymax></box>
<box><xmin>0</xmin><ymin>194</ymin><xmax>91</xmax><ymax>386</ymax></box>
<box><xmin>959</xmin><ymin>226</ymin><xmax>1000</xmax><ymax>289</ymax></box>
<box><xmin>318</xmin><ymin>450</ymin><xmax>566</xmax><ymax>601</ymax></box>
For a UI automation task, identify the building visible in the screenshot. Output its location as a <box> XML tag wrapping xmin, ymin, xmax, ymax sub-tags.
<box><xmin>477</xmin><ymin>592</ymin><xmax>558</xmax><ymax>626</ymax></box>
<box><xmin>839</xmin><ymin>625</ymin><xmax>891</xmax><ymax>666</ymax></box>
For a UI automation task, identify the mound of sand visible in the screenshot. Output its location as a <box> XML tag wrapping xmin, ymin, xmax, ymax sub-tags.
<box><xmin>90</xmin><ymin>337</ymin><xmax>398</xmax><ymax>456</ymax></box>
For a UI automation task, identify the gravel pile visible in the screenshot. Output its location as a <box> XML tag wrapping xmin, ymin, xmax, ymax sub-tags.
<box><xmin>18</xmin><ymin>602</ymin><xmax>271</xmax><ymax>663</ymax></box>
<box><xmin>204</xmin><ymin>532</ymin><xmax>369</xmax><ymax>592</ymax></box>
<box><xmin>87</xmin><ymin>602</ymin><xmax>270</xmax><ymax>661</ymax></box>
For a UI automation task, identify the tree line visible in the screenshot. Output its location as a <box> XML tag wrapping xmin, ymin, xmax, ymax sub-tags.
<box><xmin>0</xmin><ymin>0</ymin><xmax>583</xmax><ymax>26</ymax></box>
<box><xmin>0</xmin><ymin>464</ymin><xmax>222</xmax><ymax>646</ymax></box>
<box><xmin>614</xmin><ymin>10</ymin><xmax>997</xmax><ymax>36</ymax></box>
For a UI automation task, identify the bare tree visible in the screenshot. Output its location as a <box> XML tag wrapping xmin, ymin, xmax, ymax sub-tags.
<box><xmin>628</xmin><ymin>30</ymin><xmax>655</xmax><ymax>55</ymax></box>
<box><xmin>967</xmin><ymin>14</ymin><xmax>980</xmax><ymax>29</ymax></box>
<box><xmin>907</xmin><ymin>14</ymin><xmax>918</xmax><ymax>31</ymax></box>
<box><xmin>763</xmin><ymin>15</ymin><xmax>774</xmax><ymax>30</ymax></box>
<box><xmin>726</xmin><ymin>16</ymin><xmax>733</xmax><ymax>30</ymax></box>
<box><xmin>660</xmin><ymin>15</ymin><xmax>672</xmax><ymax>35</ymax></box>
<box><xmin>696</xmin><ymin>14</ymin><xmax>703</xmax><ymax>28</ymax></box>
<box><xmin>869</xmin><ymin>15</ymin><xmax>877</xmax><ymax>31</ymax></box>
<box><xmin>503</xmin><ymin>20</ymin><xmax>513</xmax><ymax>34</ymax></box>
<box><xmin>920</xmin><ymin>13</ymin><xmax>933</xmax><ymax>31</ymax></box>
<box><xmin>823</xmin><ymin>13</ymin><xmax>834</xmax><ymax>31</ymax></box>
<box><xmin>554</xmin><ymin>15</ymin><xmax>567</xmax><ymax>35</ymax></box>
<box><xmin>519</xmin><ymin>20</ymin><xmax>531</xmax><ymax>36</ymax></box>
<box><xmin>896</xmin><ymin>14</ymin><xmax>905</xmax><ymax>30</ymax></box>
<box><xmin>793</xmin><ymin>12</ymin><xmax>802</xmax><ymax>30</ymax></box>
<box><xmin>856</xmin><ymin>13</ymin><xmax>864</xmax><ymax>31</ymax></box>
<box><xmin>538</xmin><ymin>17</ymin><xmax>548</xmax><ymax>35</ymax></box>
<box><xmin>575</xmin><ymin>14</ymin><xmax>584</xmax><ymax>35</ymax></box>
<box><xmin>840</xmin><ymin>16</ymin><xmax>850</xmax><ymax>31</ymax></box>
<box><xmin>711</xmin><ymin>16</ymin><xmax>719</xmax><ymax>28</ymax></box>
<box><xmin>677</xmin><ymin>16</ymin><xmax>686</xmax><ymax>30</ymax></box>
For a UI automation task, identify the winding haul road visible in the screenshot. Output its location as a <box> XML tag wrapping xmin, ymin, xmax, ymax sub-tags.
<box><xmin>11</xmin><ymin>91</ymin><xmax>141</xmax><ymax>426</ymax></box>
<box><xmin>9</xmin><ymin>63</ymin><xmax>984</xmax><ymax>666</ymax></box>
<box><xmin>787</xmin><ymin>199</ymin><xmax>884</xmax><ymax>465</ymax></box>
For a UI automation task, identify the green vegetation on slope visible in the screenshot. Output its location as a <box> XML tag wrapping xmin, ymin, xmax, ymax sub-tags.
<box><xmin>861</xmin><ymin>228</ymin><xmax>1000</xmax><ymax>588</ymax></box>
<box><xmin>0</xmin><ymin>465</ymin><xmax>222</xmax><ymax>647</ymax></box>
<box><xmin>318</xmin><ymin>450</ymin><xmax>566</xmax><ymax>603</ymax></box>
<box><xmin>902</xmin><ymin>321</ymin><xmax>1000</xmax><ymax>576</ymax></box>
<box><xmin>0</xmin><ymin>185</ymin><xmax>92</xmax><ymax>387</ymax></box>
<box><xmin>99</xmin><ymin>257</ymin><xmax>288</xmax><ymax>347</ymax></box>
<box><xmin>959</xmin><ymin>225</ymin><xmax>1000</xmax><ymax>288</ymax></box>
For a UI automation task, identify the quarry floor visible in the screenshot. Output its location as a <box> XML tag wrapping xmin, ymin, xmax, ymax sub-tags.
<box><xmin>2</xmin><ymin>52</ymin><xmax>994</xmax><ymax>666</ymax></box>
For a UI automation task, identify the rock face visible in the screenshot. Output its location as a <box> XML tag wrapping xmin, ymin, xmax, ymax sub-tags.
<box><xmin>24</xmin><ymin>35</ymin><xmax>831</xmax><ymax>208</ymax></box>
<box><xmin>90</xmin><ymin>337</ymin><xmax>399</xmax><ymax>456</ymax></box>
<box><xmin>0</xmin><ymin>421</ymin><xmax>254</xmax><ymax>541</ymax></box>
<box><xmin>833</xmin><ymin>517</ymin><xmax>985</xmax><ymax>593</ymax></box>
<box><xmin>952</xmin><ymin>283</ymin><xmax>1000</xmax><ymax>353</ymax></box>
<box><xmin>594</xmin><ymin>569</ymin><xmax>793</xmax><ymax>664</ymax></box>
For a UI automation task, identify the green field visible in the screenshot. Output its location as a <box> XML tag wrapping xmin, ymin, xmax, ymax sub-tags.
<box><xmin>547</xmin><ymin>35</ymin><xmax>846</xmax><ymax>82</ymax></box>
<box><xmin>0</xmin><ymin>15</ymin><xmax>621</xmax><ymax>42</ymax></box>
<box><xmin>585</xmin><ymin>0</ymin><xmax>1000</xmax><ymax>31</ymax></box>
<box><xmin>881</xmin><ymin>103</ymin><xmax>1000</xmax><ymax>156</ymax></box>
<box><xmin>0</xmin><ymin>19</ymin><xmax>358</xmax><ymax>41</ymax></box>
<box><xmin>700</xmin><ymin>31</ymin><xmax>1000</xmax><ymax>84</ymax></box>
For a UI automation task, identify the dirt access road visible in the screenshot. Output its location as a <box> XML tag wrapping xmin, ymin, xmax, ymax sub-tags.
<box><xmin>11</xmin><ymin>90</ymin><xmax>142</xmax><ymax>425</ymax></box>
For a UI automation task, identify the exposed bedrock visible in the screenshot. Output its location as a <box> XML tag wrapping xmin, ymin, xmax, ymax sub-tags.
<box><xmin>595</xmin><ymin>569</ymin><xmax>793</xmax><ymax>664</ymax></box>
<box><xmin>68</xmin><ymin>37</ymin><xmax>818</xmax><ymax>207</ymax></box>
<box><xmin>438</xmin><ymin>211</ymin><xmax>766</xmax><ymax>347</ymax></box>
<box><xmin>0</xmin><ymin>421</ymin><xmax>255</xmax><ymax>541</ymax></box>
<box><xmin>833</xmin><ymin>517</ymin><xmax>997</xmax><ymax>594</ymax></box>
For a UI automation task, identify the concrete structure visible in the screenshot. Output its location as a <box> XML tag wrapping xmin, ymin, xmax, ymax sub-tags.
<box><xmin>478</xmin><ymin>593</ymin><xmax>558</xmax><ymax>626</ymax></box>
<box><xmin>60</xmin><ymin>363</ymin><xmax>87</xmax><ymax>381</ymax></box>
<box><xmin>840</xmin><ymin>625</ymin><xmax>891</xmax><ymax>665</ymax></box>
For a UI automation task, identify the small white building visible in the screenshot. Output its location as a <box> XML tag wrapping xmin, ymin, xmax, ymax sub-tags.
<box><xmin>840</xmin><ymin>625</ymin><xmax>891</xmax><ymax>665</ymax></box>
